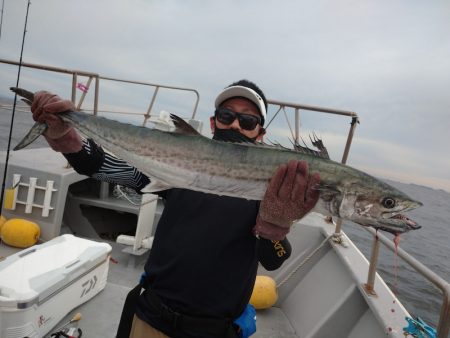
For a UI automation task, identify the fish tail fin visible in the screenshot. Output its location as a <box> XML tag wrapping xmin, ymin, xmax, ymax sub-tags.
<box><xmin>14</xmin><ymin>122</ymin><xmax>48</xmax><ymax>150</ymax></box>
<box><xmin>9</xmin><ymin>87</ymin><xmax>47</xmax><ymax>150</ymax></box>
<box><xmin>10</xmin><ymin>87</ymin><xmax>35</xmax><ymax>106</ymax></box>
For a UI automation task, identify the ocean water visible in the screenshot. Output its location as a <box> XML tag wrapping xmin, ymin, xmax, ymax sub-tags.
<box><xmin>1</xmin><ymin>100</ymin><xmax>449</xmax><ymax>330</ymax></box>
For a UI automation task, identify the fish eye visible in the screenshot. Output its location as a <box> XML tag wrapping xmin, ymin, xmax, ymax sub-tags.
<box><xmin>382</xmin><ymin>197</ymin><xmax>396</xmax><ymax>209</ymax></box>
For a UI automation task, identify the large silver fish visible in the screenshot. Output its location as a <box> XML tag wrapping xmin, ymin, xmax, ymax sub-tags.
<box><xmin>10</xmin><ymin>87</ymin><xmax>422</xmax><ymax>234</ymax></box>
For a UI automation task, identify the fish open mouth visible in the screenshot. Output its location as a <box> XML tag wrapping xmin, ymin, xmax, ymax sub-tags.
<box><xmin>390</xmin><ymin>214</ymin><xmax>421</xmax><ymax>230</ymax></box>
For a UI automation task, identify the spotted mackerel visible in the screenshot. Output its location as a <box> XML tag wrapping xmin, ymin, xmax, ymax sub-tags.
<box><xmin>10</xmin><ymin>87</ymin><xmax>422</xmax><ymax>234</ymax></box>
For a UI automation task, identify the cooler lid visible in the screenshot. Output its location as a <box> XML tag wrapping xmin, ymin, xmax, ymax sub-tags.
<box><xmin>0</xmin><ymin>234</ymin><xmax>111</xmax><ymax>308</ymax></box>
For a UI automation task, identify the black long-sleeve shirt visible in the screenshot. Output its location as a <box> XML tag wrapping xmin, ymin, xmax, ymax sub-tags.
<box><xmin>64</xmin><ymin>138</ymin><xmax>291</xmax><ymax>338</ymax></box>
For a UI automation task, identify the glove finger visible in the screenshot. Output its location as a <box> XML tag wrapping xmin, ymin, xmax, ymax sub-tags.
<box><xmin>265</xmin><ymin>163</ymin><xmax>287</xmax><ymax>198</ymax></box>
<box><xmin>41</xmin><ymin>114</ymin><xmax>66</xmax><ymax>134</ymax></box>
<box><xmin>31</xmin><ymin>91</ymin><xmax>48</xmax><ymax>113</ymax></box>
<box><xmin>290</xmin><ymin>161</ymin><xmax>308</xmax><ymax>202</ymax></box>
<box><xmin>31</xmin><ymin>93</ymin><xmax>46</xmax><ymax>121</ymax></box>
<box><xmin>36</xmin><ymin>112</ymin><xmax>57</xmax><ymax>124</ymax></box>
<box><xmin>45</xmin><ymin>114</ymin><xmax>64</xmax><ymax>127</ymax></box>
<box><xmin>32</xmin><ymin>105</ymin><xmax>43</xmax><ymax>122</ymax></box>
<box><xmin>44</xmin><ymin>99</ymin><xmax>75</xmax><ymax>114</ymax></box>
<box><xmin>32</xmin><ymin>91</ymin><xmax>57</xmax><ymax>112</ymax></box>
<box><xmin>44</xmin><ymin>117</ymin><xmax>71</xmax><ymax>139</ymax></box>
<box><xmin>31</xmin><ymin>92</ymin><xmax>58</xmax><ymax>120</ymax></box>
<box><xmin>278</xmin><ymin>160</ymin><xmax>298</xmax><ymax>199</ymax></box>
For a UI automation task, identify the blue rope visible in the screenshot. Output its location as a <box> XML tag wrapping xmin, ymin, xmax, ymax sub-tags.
<box><xmin>403</xmin><ymin>316</ymin><xmax>437</xmax><ymax>338</ymax></box>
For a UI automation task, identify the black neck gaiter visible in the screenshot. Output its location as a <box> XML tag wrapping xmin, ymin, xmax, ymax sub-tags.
<box><xmin>212</xmin><ymin>127</ymin><xmax>257</xmax><ymax>144</ymax></box>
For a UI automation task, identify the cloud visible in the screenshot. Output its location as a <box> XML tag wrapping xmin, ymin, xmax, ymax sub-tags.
<box><xmin>1</xmin><ymin>0</ymin><xmax>449</xmax><ymax>192</ymax></box>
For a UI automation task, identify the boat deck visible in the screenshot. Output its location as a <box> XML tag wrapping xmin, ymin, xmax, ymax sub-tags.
<box><xmin>42</xmin><ymin>213</ymin><xmax>408</xmax><ymax>338</ymax></box>
<box><xmin>0</xmin><ymin>212</ymin><xmax>410</xmax><ymax>338</ymax></box>
<box><xmin>0</xmin><ymin>148</ymin><xmax>412</xmax><ymax>338</ymax></box>
<box><xmin>46</xmin><ymin>237</ymin><xmax>300</xmax><ymax>338</ymax></box>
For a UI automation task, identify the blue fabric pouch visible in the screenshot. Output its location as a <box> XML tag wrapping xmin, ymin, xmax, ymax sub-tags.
<box><xmin>234</xmin><ymin>304</ymin><xmax>256</xmax><ymax>338</ymax></box>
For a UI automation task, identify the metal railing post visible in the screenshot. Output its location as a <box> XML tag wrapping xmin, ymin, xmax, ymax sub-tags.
<box><xmin>191</xmin><ymin>92</ymin><xmax>200</xmax><ymax>119</ymax></box>
<box><xmin>294</xmin><ymin>108</ymin><xmax>300</xmax><ymax>145</ymax></box>
<box><xmin>143</xmin><ymin>86</ymin><xmax>159</xmax><ymax>126</ymax></box>
<box><xmin>333</xmin><ymin>117</ymin><xmax>359</xmax><ymax>235</ymax></box>
<box><xmin>93</xmin><ymin>76</ymin><xmax>99</xmax><ymax>115</ymax></box>
<box><xmin>76</xmin><ymin>76</ymin><xmax>93</xmax><ymax>110</ymax></box>
<box><xmin>362</xmin><ymin>227</ymin><xmax>450</xmax><ymax>337</ymax></box>
<box><xmin>334</xmin><ymin>219</ymin><xmax>343</xmax><ymax>234</ymax></box>
<box><xmin>341</xmin><ymin>116</ymin><xmax>359</xmax><ymax>164</ymax></box>
<box><xmin>437</xmin><ymin>284</ymin><xmax>450</xmax><ymax>338</ymax></box>
<box><xmin>364</xmin><ymin>233</ymin><xmax>380</xmax><ymax>296</ymax></box>
<box><xmin>71</xmin><ymin>73</ymin><xmax>77</xmax><ymax>103</ymax></box>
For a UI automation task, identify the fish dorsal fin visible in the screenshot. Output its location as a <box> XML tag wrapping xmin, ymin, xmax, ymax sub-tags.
<box><xmin>292</xmin><ymin>133</ymin><xmax>330</xmax><ymax>160</ymax></box>
<box><xmin>264</xmin><ymin>133</ymin><xmax>330</xmax><ymax>160</ymax></box>
<box><xmin>170</xmin><ymin>114</ymin><xmax>200</xmax><ymax>135</ymax></box>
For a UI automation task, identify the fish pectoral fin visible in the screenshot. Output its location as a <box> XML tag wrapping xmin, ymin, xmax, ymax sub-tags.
<box><xmin>141</xmin><ymin>179</ymin><xmax>173</xmax><ymax>193</ymax></box>
<box><xmin>169</xmin><ymin>114</ymin><xmax>200</xmax><ymax>135</ymax></box>
<box><xmin>313</xmin><ymin>183</ymin><xmax>341</xmax><ymax>201</ymax></box>
<box><xmin>313</xmin><ymin>183</ymin><xmax>340</xmax><ymax>192</ymax></box>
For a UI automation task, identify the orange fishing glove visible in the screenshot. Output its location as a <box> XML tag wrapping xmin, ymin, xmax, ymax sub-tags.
<box><xmin>254</xmin><ymin>160</ymin><xmax>320</xmax><ymax>240</ymax></box>
<box><xmin>31</xmin><ymin>91</ymin><xmax>82</xmax><ymax>153</ymax></box>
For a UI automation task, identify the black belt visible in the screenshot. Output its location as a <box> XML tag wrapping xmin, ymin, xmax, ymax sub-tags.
<box><xmin>144</xmin><ymin>287</ymin><xmax>237</xmax><ymax>337</ymax></box>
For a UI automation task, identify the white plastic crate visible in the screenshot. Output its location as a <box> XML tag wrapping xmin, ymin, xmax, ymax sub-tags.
<box><xmin>0</xmin><ymin>234</ymin><xmax>111</xmax><ymax>338</ymax></box>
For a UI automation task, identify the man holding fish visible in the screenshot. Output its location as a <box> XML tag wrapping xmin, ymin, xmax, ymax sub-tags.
<box><xmin>29</xmin><ymin>80</ymin><xmax>319</xmax><ymax>337</ymax></box>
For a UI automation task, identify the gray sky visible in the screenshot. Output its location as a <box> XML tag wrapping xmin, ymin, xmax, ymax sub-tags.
<box><xmin>1</xmin><ymin>0</ymin><xmax>449</xmax><ymax>191</ymax></box>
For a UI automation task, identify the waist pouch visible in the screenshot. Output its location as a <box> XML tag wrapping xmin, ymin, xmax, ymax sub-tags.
<box><xmin>144</xmin><ymin>287</ymin><xmax>237</xmax><ymax>337</ymax></box>
<box><xmin>117</xmin><ymin>282</ymin><xmax>239</xmax><ymax>338</ymax></box>
<box><xmin>233</xmin><ymin>304</ymin><xmax>256</xmax><ymax>338</ymax></box>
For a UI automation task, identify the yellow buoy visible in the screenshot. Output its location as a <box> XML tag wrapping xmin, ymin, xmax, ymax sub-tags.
<box><xmin>249</xmin><ymin>275</ymin><xmax>278</xmax><ymax>310</ymax></box>
<box><xmin>0</xmin><ymin>215</ymin><xmax>7</xmax><ymax>233</ymax></box>
<box><xmin>3</xmin><ymin>188</ymin><xmax>16</xmax><ymax>210</ymax></box>
<box><xmin>0</xmin><ymin>214</ymin><xmax>7</xmax><ymax>227</ymax></box>
<box><xmin>0</xmin><ymin>218</ymin><xmax>40</xmax><ymax>248</ymax></box>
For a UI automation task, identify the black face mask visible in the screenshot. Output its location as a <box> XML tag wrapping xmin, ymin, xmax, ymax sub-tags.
<box><xmin>212</xmin><ymin>126</ymin><xmax>258</xmax><ymax>143</ymax></box>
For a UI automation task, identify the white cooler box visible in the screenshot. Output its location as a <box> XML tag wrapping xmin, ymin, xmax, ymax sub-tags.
<box><xmin>0</xmin><ymin>234</ymin><xmax>112</xmax><ymax>338</ymax></box>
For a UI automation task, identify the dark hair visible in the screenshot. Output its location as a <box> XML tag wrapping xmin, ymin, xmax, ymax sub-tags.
<box><xmin>227</xmin><ymin>79</ymin><xmax>268</xmax><ymax>125</ymax></box>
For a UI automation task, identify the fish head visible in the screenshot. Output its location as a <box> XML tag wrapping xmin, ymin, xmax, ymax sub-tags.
<box><xmin>345</xmin><ymin>189</ymin><xmax>422</xmax><ymax>234</ymax></box>
<box><xmin>316</xmin><ymin>177</ymin><xmax>422</xmax><ymax>234</ymax></box>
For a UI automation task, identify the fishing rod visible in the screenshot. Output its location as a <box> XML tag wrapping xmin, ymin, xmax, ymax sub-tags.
<box><xmin>0</xmin><ymin>0</ymin><xmax>31</xmax><ymax>215</ymax></box>
<box><xmin>0</xmin><ymin>0</ymin><xmax>5</xmax><ymax>41</ymax></box>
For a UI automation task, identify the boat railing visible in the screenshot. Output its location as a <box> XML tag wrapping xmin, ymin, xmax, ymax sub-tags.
<box><xmin>0</xmin><ymin>58</ymin><xmax>200</xmax><ymax>126</ymax></box>
<box><xmin>266</xmin><ymin>99</ymin><xmax>359</xmax><ymax>165</ymax></box>
<box><xmin>2</xmin><ymin>58</ymin><xmax>449</xmax><ymax>337</ymax></box>
<box><xmin>363</xmin><ymin>226</ymin><xmax>450</xmax><ymax>338</ymax></box>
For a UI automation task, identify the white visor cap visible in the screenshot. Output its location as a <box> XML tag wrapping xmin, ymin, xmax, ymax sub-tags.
<box><xmin>214</xmin><ymin>86</ymin><xmax>267</xmax><ymax>124</ymax></box>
